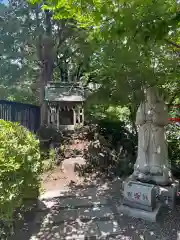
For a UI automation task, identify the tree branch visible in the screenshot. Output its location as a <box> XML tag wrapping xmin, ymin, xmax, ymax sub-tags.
<box><xmin>56</xmin><ymin>47</ymin><xmax>80</xmax><ymax>67</ymax></box>
<box><xmin>165</xmin><ymin>38</ymin><xmax>180</xmax><ymax>49</ymax></box>
<box><xmin>168</xmin><ymin>88</ymin><xmax>180</xmax><ymax>107</ymax></box>
<box><xmin>33</xmin><ymin>60</ymin><xmax>43</xmax><ymax>68</ymax></box>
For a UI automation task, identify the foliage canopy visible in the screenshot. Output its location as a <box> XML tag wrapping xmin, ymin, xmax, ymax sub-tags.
<box><xmin>28</xmin><ymin>0</ymin><xmax>180</xmax><ymax>106</ymax></box>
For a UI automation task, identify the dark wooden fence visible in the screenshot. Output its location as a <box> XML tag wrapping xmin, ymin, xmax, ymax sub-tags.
<box><xmin>0</xmin><ymin>100</ymin><xmax>40</xmax><ymax>132</ymax></box>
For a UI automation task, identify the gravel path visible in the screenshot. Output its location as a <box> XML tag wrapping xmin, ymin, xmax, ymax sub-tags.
<box><xmin>11</xmin><ymin>178</ymin><xmax>180</xmax><ymax>240</ymax></box>
<box><xmin>10</xmin><ymin>157</ymin><xmax>180</xmax><ymax>240</ymax></box>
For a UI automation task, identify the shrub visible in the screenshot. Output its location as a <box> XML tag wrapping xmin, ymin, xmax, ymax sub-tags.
<box><xmin>37</xmin><ymin>125</ymin><xmax>69</xmax><ymax>164</ymax></box>
<box><xmin>37</xmin><ymin>125</ymin><xmax>64</xmax><ymax>142</ymax></box>
<box><xmin>80</xmin><ymin>121</ymin><xmax>137</xmax><ymax>178</ymax></box>
<box><xmin>0</xmin><ymin>120</ymin><xmax>42</xmax><ymax>230</ymax></box>
<box><xmin>167</xmin><ymin>123</ymin><xmax>180</xmax><ymax>177</ymax></box>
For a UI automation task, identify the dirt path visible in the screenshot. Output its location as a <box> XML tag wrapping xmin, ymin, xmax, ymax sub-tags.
<box><xmin>42</xmin><ymin>156</ymin><xmax>86</xmax><ymax>192</ymax></box>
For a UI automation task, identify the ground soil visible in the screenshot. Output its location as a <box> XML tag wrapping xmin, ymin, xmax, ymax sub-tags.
<box><xmin>41</xmin><ymin>140</ymin><xmax>88</xmax><ymax>192</ymax></box>
<box><xmin>42</xmin><ymin>157</ymin><xmax>86</xmax><ymax>192</ymax></box>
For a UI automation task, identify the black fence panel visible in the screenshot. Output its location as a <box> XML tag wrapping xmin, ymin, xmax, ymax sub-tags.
<box><xmin>0</xmin><ymin>100</ymin><xmax>40</xmax><ymax>132</ymax></box>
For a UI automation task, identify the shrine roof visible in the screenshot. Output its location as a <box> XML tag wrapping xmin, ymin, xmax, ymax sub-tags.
<box><xmin>44</xmin><ymin>84</ymin><xmax>86</xmax><ymax>102</ymax></box>
<box><xmin>51</xmin><ymin>95</ymin><xmax>85</xmax><ymax>102</ymax></box>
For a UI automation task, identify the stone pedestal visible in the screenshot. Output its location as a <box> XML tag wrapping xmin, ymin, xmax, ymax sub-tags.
<box><xmin>119</xmin><ymin>203</ymin><xmax>162</xmax><ymax>222</ymax></box>
<box><xmin>120</xmin><ymin>180</ymin><xmax>179</xmax><ymax>222</ymax></box>
<box><xmin>120</xmin><ymin>180</ymin><xmax>162</xmax><ymax>222</ymax></box>
<box><xmin>155</xmin><ymin>181</ymin><xmax>179</xmax><ymax>209</ymax></box>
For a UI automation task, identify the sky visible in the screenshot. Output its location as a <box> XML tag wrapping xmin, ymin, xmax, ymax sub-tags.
<box><xmin>1</xmin><ymin>0</ymin><xmax>8</xmax><ymax>4</ymax></box>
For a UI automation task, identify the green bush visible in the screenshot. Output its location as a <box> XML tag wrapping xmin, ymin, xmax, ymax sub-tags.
<box><xmin>80</xmin><ymin>120</ymin><xmax>137</xmax><ymax>178</ymax></box>
<box><xmin>167</xmin><ymin>123</ymin><xmax>180</xmax><ymax>177</ymax></box>
<box><xmin>0</xmin><ymin>120</ymin><xmax>42</xmax><ymax>225</ymax></box>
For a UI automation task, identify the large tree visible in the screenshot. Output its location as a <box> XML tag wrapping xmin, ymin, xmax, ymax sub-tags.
<box><xmin>32</xmin><ymin>0</ymin><xmax>179</xmax><ymax>129</ymax></box>
<box><xmin>0</xmin><ymin>0</ymin><xmax>93</xmax><ymax>107</ymax></box>
<box><xmin>31</xmin><ymin>0</ymin><xmax>179</xmax><ymax>101</ymax></box>
<box><xmin>39</xmin><ymin>0</ymin><xmax>179</xmax><ymax>107</ymax></box>
<box><xmin>1</xmin><ymin>0</ymin><xmax>179</xmax><ymax>127</ymax></box>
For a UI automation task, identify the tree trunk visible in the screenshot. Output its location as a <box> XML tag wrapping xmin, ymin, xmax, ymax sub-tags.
<box><xmin>39</xmin><ymin>10</ymin><xmax>54</xmax><ymax>126</ymax></box>
<box><xmin>129</xmin><ymin>105</ymin><xmax>138</xmax><ymax>136</ymax></box>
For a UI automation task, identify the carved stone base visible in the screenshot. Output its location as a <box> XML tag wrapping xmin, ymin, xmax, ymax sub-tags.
<box><xmin>120</xmin><ymin>180</ymin><xmax>161</xmax><ymax>222</ymax></box>
<box><xmin>155</xmin><ymin>181</ymin><xmax>179</xmax><ymax>209</ymax></box>
<box><xmin>122</xmin><ymin>198</ymin><xmax>154</xmax><ymax>212</ymax></box>
<box><xmin>119</xmin><ymin>203</ymin><xmax>162</xmax><ymax>222</ymax></box>
<box><xmin>132</xmin><ymin>169</ymin><xmax>173</xmax><ymax>186</ymax></box>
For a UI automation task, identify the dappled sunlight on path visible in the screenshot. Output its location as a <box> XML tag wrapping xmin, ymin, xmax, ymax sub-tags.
<box><xmin>42</xmin><ymin>157</ymin><xmax>86</xmax><ymax>192</ymax></box>
<box><xmin>12</xmin><ymin>175</ymin><xmax>180</xmax><ymax>240</ymax></box>
<box><xmin>11</xmin><ymin>156</ymin><xmax>180</xmax><ymax>240</ymax></box>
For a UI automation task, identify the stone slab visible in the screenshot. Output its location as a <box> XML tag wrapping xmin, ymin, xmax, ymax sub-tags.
<box><xmin>38</xmin><ymin>196</ymin><xmax>107</xmax><ymax>212</ymax></box>
<box><xmin>37</xmin><ymin>199</ymin><xmax>59</xmax><ymax>210</ymax></box>
<box><xmin>123</xmin><ymin>199</ymin><xmax>153</xmax><ymax>212</ymax></box>
<box><xmin>78</xmin><ymin>206</ymin><xmax>114</xmax><ymax>220</ymax></box>
<box><xmin>40</xmin><ymin>185</ymin><xmax>108</xmax><ymax>199</ymax></box>
<box><xmin>75</xmin><ymin>186</ymin><xmax>108</xmax><ymax>198</ymax></box>
<box><xmin>30</xmin><ymin>220</ymin><xmax>100</xmax><ymax>240</ymax></box>
<box><xmin>124</xmin><ymin>181</ymin><xmax>156</xmax><ymax>208</ymax></box>
<box><xmin>156</xmin><ymin>181</ymin><xmax>179</xmax><ymax>209</ymax></box>
<box><xmin>35</xmin><ymin>205</ymin><xmax>114</xmax><ymax>225</ymax></box>
<box><xmin>40</xmin><ymin>189</ymin><xmax>75</xmax><ymax>200</ymax></box>
<box><xmin>119</xmin><ymin>202</ymin><xmax>162</xmax><ymax>222</ymax></box>
<box><xmin>34</xmin><ymin>209</ymin><xmax>78</xmax><ymax>225</ymax></box>
<box><xmin>96</xmin><ymin>220</ymin><xmax>121</xmax><ymax>237</ymax></box>
<box><xmin>57</xmin><ymin>196</ymin><xmax>107</xmax><ymax>208</ymax></box>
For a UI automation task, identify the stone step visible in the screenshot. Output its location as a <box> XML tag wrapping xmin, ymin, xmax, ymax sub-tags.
<box><xmin>39</xmin><ymin>178</ymin><xmax>122</xmax><ymax>202</ymax></box>
<box><xmin>38</xmin><ymin>195</ymin><xmax>108</xmax><ymax>212</ymax></box>
<box><xmin>34</xmin><ymin>206</ymin><xmax>114</xmax><ymax>225</ymax></box>
<box><xmin>30</xmin><ymin>219</ymin><xmax>122</xmax><ymax>240</ymax></box>
<box><xmin>38</xmin><ymin>187</ymin><xmax>110</xmax><ymax>212</ymax></box>
<box><xmin>39</xmin><ymin>185</ymin><xmax>109</xmax><ymax>201</ymax></box>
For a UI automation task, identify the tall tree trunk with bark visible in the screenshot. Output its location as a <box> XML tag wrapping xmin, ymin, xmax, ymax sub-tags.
<box><xmin>39</xmin><ymin>10</ymin><xmax>54</xmax><ymax>126</ymax></box>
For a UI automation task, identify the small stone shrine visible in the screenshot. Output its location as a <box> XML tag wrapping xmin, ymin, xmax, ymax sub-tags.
<box><xmin>44</xmin><ymin>82</ymin><xmax>86</xmax><ymax>130</ymax></box>
<box><xmin>120</xmin><ymin>87</ymin><xmax>179</xmax><ymax>222</ymax></box>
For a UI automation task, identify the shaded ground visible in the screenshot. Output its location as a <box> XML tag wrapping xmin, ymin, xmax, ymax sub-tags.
<box><xmin>12</xmin><ymin>177</ymin><xmax>180</xmax><ymax>240</ymax></box>
<box><xmin>42</xmin><ymin>157</ymin><xmax>86</xmax><ymax>192</ymax></box>
<box><xmin>10</xmin><ymin>155</ymin><xmax>180</xmax><ymax>240</ymax></box>
<box><xmin>42</xmin><ymin>139</ymin><xmax>88</xmax><ymax>192</ymax></box>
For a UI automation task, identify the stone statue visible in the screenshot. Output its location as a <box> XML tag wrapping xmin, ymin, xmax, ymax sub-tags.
<box><xmin>132</xmin><ymin>87</ymin><xmax>173</xmax><ymax>186</ymax></box>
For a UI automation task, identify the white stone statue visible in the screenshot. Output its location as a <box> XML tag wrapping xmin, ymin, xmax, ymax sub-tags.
<box><xmin>132</xmin><ymin>87</ymin><xmax>173</xmax><ymax>186</ymax></box>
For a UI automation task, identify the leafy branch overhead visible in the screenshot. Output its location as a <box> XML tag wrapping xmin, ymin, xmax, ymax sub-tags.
<box><xmin>28</xmin><ymin>0</ymin><xmax>179</xmax><ymax>101</ymax></box>
<box><xmin>0</xmin><ymin>0</ymin><xmax>179</xmax><ymax>107</ymax></box>
<box><xmin>0</xmin><ymin>0</ymin><xmax>93</xmax><ymax>104</ymax></box>
<box><xmin>36</xmin><ymin>0</ymin><xmax>179</xmax><ymax>45</ymax></box>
